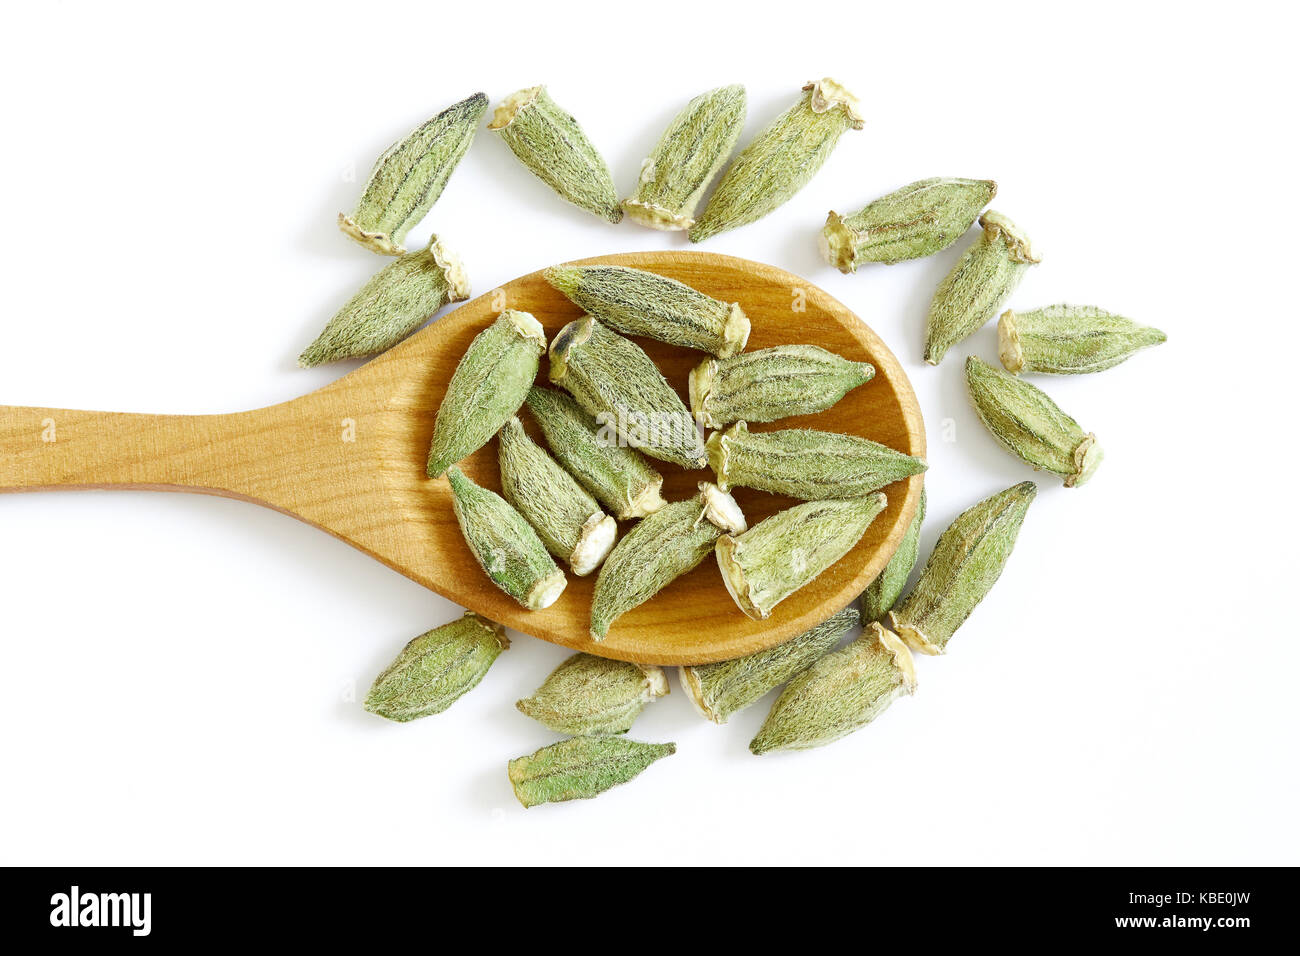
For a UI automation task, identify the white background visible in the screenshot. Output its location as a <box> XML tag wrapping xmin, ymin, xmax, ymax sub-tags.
<box><xmin>1</xmin><ymin>1</ymin><xmax>1295</xmax><ymax>865</ymax></box>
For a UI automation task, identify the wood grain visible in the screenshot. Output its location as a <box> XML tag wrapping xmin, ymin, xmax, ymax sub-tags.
<box><xmin>0</xmin><ymin>251</ymin><xmax>925</xmax><ymax>665</ymax></box>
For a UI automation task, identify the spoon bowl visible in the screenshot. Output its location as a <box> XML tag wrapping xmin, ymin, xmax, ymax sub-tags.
<box><xmin>0</xmin><ymin>251</ymin><xmax>924</xmax><ymax>665</ymax></box>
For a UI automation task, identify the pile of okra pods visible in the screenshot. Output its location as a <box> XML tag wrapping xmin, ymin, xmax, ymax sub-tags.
<box><xmin>303</xmin><ymin>80</ymin><xmax>1166</xmax><ymax>808</ymax></box>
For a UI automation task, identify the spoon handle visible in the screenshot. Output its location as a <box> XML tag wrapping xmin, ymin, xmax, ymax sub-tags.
<box><xmin>0</xmin><ymin>397</ymin><xmax>419</xmax><ymax>584</ymax></box>
<box><xmin>0</xmin><ymin>404</ymin><xmax>260</xmax><ymax>496</ymax></box>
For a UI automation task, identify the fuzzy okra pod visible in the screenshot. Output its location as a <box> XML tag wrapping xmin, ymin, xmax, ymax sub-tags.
<box><xmin>523</xmin><ymin>387</ymin><xmax>665</xmax><ymax>520</ymax></box>
<box><xmin>364</xmin><ymin>612</ymin><xmax>508</xmax><ymax>722</ymax></box>
<box><xmin>339</xmin><ymin>92</ymin><xmax>487</xmax><ymax>255</ymax></box>
<box><xmin>590</xmin><ymin>484</ymin><xmax>746</xmax><ymax>641</ymax></box>
<box><xmin>517</xmin><ymin>653</ymin><xmax>669</xmax><ymax>736</ymax></box>
<box><xmin>427</xmin><ymin>310</ymin><xmax>546</xmax><ymax>477</ymax></box>
<box><xmin>821</xmin><ymin>177</ymin><xmax>996</xmax><ymax>272</ymax></box>
<box><xmin>889</xmin><ymin>481</ymin><xmax>1036</xmax><ymax>654</ymax></box>
<box><xmin>750</xmin><ymin>622</ymin><xmax>916</xmax><ymax>754</ymax></box>
<box><xmin>498</xmin><ymin>416</ymin><xmax>616</xmax><ymax>576</ymax></box>
<box><xmin>545</xmin><ymin>264</ymin><xmax>750</xmax><ymax>357</ymax></box>
<box><xmin>623</xmin><ymin>84</ymin><xmax>746</xmax><ymax>231</ymax></box>
<box><xmin>925</xmin><ymin>211</ymin><xmax>1040</xmax><ymax>365</ymax></box>
<box><xmin>966</xmin><ymin>357</ymin><xmax>1102</xmax><ymax>487</ymax></box>
<box><xmin>447</xmin><ymin>465</ymin><xmax>567</xmax><ymax>610</ymax></box>
<box><xmin>489</xmin><ymin>86</ymin><xmax>622</xmax><ymax>224</ymax></box>
<box><xmin>299</xmin><ymin>236</ymin><xmax>469</xmax><ymax>366</ymax></box>
<box><xmin>549</xmin><ymin>317</ymin><xmax>707</xmax><ymax>470</ymax></box>
<box><xmin>707</xmin><ymin>422</ymin><xmax>926</xmax><ymax>500</ymax></box>
<box><xmin>680</xmin><ymin>604</ymin><xmax>861</xmax><ymax>724</ymax></box>
<box><xmin>507</xmin><ymin>736</ymin><xmax>676</xmax><ymax>808</ymax></box>
<box><xmin>689</xmin><ymin>345</ymin><xmax>875</xmax><ymax>429</ymax></box>
<box><xmin>998</xmin><ymin>305</ymin><xmax>1166</xmax><ymax>375</ymax></box>
<box><xmin>690</xmin><ymin>78</ymin><xmax>863</xmax><ymax>243</ymax></box>
<box><xmin>716</xmin><ymin>494</ymin><xmax>888</xmax><ymax>621</ymax></box>
<box><xmin>861</xmin><ymin>489</ymin><xmax>925</xmax><ymax>621</ymax></box>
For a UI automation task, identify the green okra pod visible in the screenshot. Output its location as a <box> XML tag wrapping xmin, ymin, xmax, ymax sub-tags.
<box><xmin>516</xmin><ymin>653</ymin><xmax>669</xmax><ymax>736</ymax></box>
<box><xmin>924</xmin><ymin>211</ymin><xmax>1040</xmax><ymax>365</ymax></box>
<box><xmin>590</xmin><ymin>484</ymin><xmax>746</xmax><ymax>641</ymax></box>
<box><xmin>507</xmin><ymin>736</ymin><xmax>676</xmax><ymax>808</ymax></box>
<box><xmin>299</xmin><ymin>235</ymin><xmax>470</xmax><ymax>367</ymax></box>
<box><xmin>364</xmin><ymin>612</ymin><xmax>508</xmax><ymax>722</ymax></box>
<box><xmin>707</xmin><ymin>422</ymin><xmax>926</xmax><ymax>500</ymax></box>
<box><xmin>623</xmin><ymin>84</ymin><xmax>747</xmax><ymax>231</ymax></box>
<box><xmin>549</xmin><ymin>317</ymin><xmax>707</xmax><ymax>470</ymax></box>
<box><xmin>427</xmin><ymin>310</ymin><xmax>546</xmax><ymax>477</ymax></box>
<box><xmin>523</xmin><ymin>387</ymin><xmax>666</xmax><ymax>520</ymax></box>
<box><xmin>447</xmin><ymin>465</ymin><xmax>567</xmax><ymax>610</ymax></box>
<box><xmin>680</xmin><ymin>604</ymin><xmax>861</xmax><ymax>724</ymax></box>
<box><xmin>545</xmin><ymin>264</ymin><xmax>750</xmax><ymax>358</ymax></box>
<box><xmin>498</xmin><ymin>416</ymin><xmax>616</xmax><ymax>576</ymax></box>
<box><xmin>340</xmin><ymin>92</ymin><xmax>487</xmax><ymax>255</ymax></box>
<box><xmin>999</xmin><ymin>304</ymin><xmax>1167</xmax><ymax>375</ymax></box>
<box><xmin>889</xmin><ymin>481</ymin><xmax>1036</xmax><ymax>655</ymax></box>
<box><xmin>488</xmin><ymin>86</ymin><xmax>622</xmax><ymax>224</ymax></box>
<box><xmin>821</xmin><ymin>177</ymin><xmax>997</xmax><ymax>272</ymax></box>
<box><xmin>966</xmin><ymin>357</ymin><xmax>1102</xmax><ymax>487</ymax></box>
<box><xmin>716</xmin><ymin>494</ymin><xmax>888</xmax><ymax>621</ymax></box>
<box><xmin>690</xmin><ymin>78</ymin><xmax>863</xmax><ymax>243</ymax></box>
<box><xmin>861</xmin><ymin>488</ymin><xmax>925</xmax><ymax>621</ymax></box>
<box><xmin>689</xmin><ymin>344</ymin><xmax>875</xmax><ymax>429</ymax></box>
<box><xmin>750</xmin><ymin>622</ymin><xmax>916</xmax><ymax>754</ymax></box>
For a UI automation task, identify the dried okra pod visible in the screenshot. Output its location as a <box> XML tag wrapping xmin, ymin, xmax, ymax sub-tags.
<box><xmin>861</xmin><ymin>488</ymin><xmax>925</xmax><ymax>621</ymax></box>
<box><xmin>488</xmin><ymin>86</ymin><xmax>622</xmax><ymax>224</ymax></box>
<box><xmin>999</xmin><ymin>304</ymin><xmax>1167</xmax><ymax>375</ymax></box>
<box><xmin>716</xmin><ymin>493</ymin><xmax>888</xmax><ymax>621</ymax></box>
<box><xmin>523</xmin><ymin>387</ymin><xmax>665</xmax><ymax>520</ymax></box>
<box><xmin>498</xmin><ymin>416</ymin><xmax>616</xmax><ymax>576</ymax></box>
<box><xmin>623</xmin><ymin>84</ymin><xmax>747</xmax><ymax>231</ymax></box>
<box><xmin>591</xmin><ymin>484</ymin><xmax>746</xmax><ymax>641</ymax></box>
<box><xmin>820</xmin><ymin>177</ymin><xmax>997</xmax><ymax>273</ymax></box>
<box><xmin>889</xmin><ymin>481</ymin><xmax>1036</xmax><ymax>655</ymax></box>
<box><xmin>966</xmin><ymin>357</ymin><xmax>1102</xmax><ymax>487</ymax></box>
<box><xmin>447</xmin><ymin>465</ymin><xmax>567</xmax><ymax>610</ymax></box>
<box><xmin>339</xmin><ymin>92</ymin><xmax>487</xmax><ymax>255</ymax></box>
<box><xmin>299</xmin><ymin>236</ymin><xmax>470</xmax><ymax>367</ymax></box>
<box><xmin>427</xmin><ymin>310</ymin><xmax>546</xmax><ymax>477</ymax></box>
<box><xmin>516</xmin><ymin>653</ymin><xmax>668</xmax><ymax>736</ymax></box>
<box><xmin>707</xmin><ymin>422</ymin><xmax>926</xmax><ymax>500</ymax></box>
<box><xmin>550</xmin><ymin>317</ymin><xmax>707</xmax><ymax>470</ymax></box>
<box><xmin>545</xmin><ymin>264</ymin><xmax>750</xmax><ymax>357</ymax></box>
<box><xmin>689</xmin><ymin>345</ymin><xmax>875</xmax><ymax>429</ymax></box>
<box><xmin>507</xmin><ymin>736</ymin><xmax>675</xmax><ymax>808</ymax></box>
<box><xmin>690</xmin><ymin>78</ymin><xmax>864</xmax><ymax>243</ymax></box>
<box><xmin>924</xmin><ymin>211</ymin><xmax>1040</xmax><ymax>365</ymax></box>
<box><xmin>364</xmin><ymin>612</ymin><xmax>508</xmax><ymax>722</ymax></box>
<box><xmin>750</xmin><ymin>622</ymin><xmax>916</xmax><ymax>754</ymax></box>
<box><xmin>680</xmin><ymin>604</ymin><xmax>860</xmax><ymax>724</ymax></box>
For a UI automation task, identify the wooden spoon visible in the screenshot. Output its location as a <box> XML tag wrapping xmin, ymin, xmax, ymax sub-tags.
<box><xmin>0</xmin><ymin>251</ymin><xmax>924</xmax><ymax>665</ymax></box>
